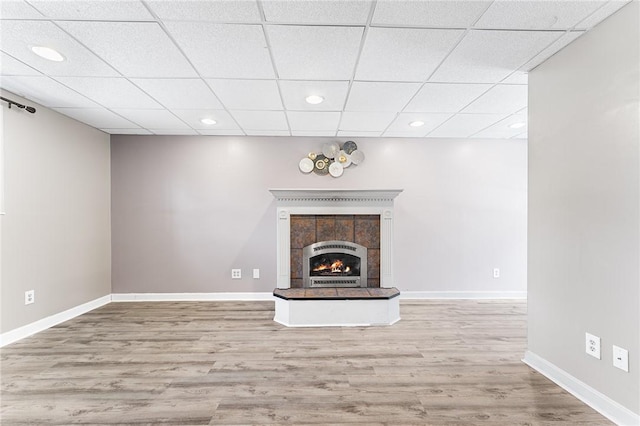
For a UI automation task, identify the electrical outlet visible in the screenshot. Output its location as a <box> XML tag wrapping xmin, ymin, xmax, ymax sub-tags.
<box><xmin>493</xmin><ymin>268</ymin><xmax>500</xmax><ymax>278</ymax></box>
<box><xmin>585</xmin><ymin>333</ymin><xmax>601</xmax><ymax>359</ymax></box>
<box><xmin>25</xmin><ymin>290</ymin><xmax>35</xmax><ymax>305</ymax></box>
<box><xmin>612</xmin><ymin>345</ymin><xmax>629</xmax><ymax>372</ymax></box>
<box><xmin>231</xmin><ymin>269</ymin><xmax>241</xmax><ymax>279</ymax></box>
<box><xmin>253</xmin><ymin>269</ymin><xmax>260</xmax><ymax>279</ymax></box>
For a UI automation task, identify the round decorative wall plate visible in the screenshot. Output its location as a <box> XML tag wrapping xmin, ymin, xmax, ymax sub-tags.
<box><xmin>329</xmin><ymin>161</ymin><xmax>344</xmax><ymax>177</ymax></box>
<box><xmin>299</xmin><ymin>157</ymin><xmax>314</xmax><ymax>173</ymax></box>
<box><xmin>350</xmin><ymin>149</ymin><xmax>365</xmax><ymax>165</ymax></box>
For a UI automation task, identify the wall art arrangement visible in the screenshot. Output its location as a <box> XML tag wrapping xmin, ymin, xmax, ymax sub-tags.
<box><xmin>298</xmin><ymin>140</ymin><xmax>365</xmax><ymax>178</ymax></box>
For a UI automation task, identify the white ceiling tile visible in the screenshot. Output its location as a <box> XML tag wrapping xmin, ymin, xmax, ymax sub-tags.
<box><xmin>101</xmin><ymin>128</ymin><xmax>153</xmax><ymax>135</ymax></box>
<box><xmin>0</xmin><ymin>20</ymin><xmax>118</xmax><ymax>77</ymax></box>
<box><xmin>198</xmin><ymin>129</ymin><xmax>245</xmax><ymax>136</ymax></box>
<box><xmin>55</xmin><ymin>77</ymin><xmax>162</xmax><ymax>109</ymax></box>
<box><xmin>1</xmin><ymin>52</ymin><xmax>41</xmax><ymax>75</ymax></box>
<box><xmin>385</xmin><ymin>112</ymin><xmax>453</xmax><ymax>135</ymax></box>
<box><xmin>372</xmin><ymin>0</ymin><xmax>492</xmax><ymax>27</ymax></box>
<box><xmin>404</xmin><ymin>83</ymin><xmax>491</xmax><ymax>113</ymax></box>
<box><xmin>146</xmin><ymin>0</ymin><xmax>261</xmax><ymax>22</ymax></box>
<box><xmin>53</xmin><ymin>107</ymin><xmax>137</xmax><ymax>128</ymax></box>
<box><xmin>291</xmin><ymin>131</ymin><xmax>337</xmax><ymax>137</ymax></box>
<box><xmin>231</xmin><ymin>110</ymin><xmax>289</xmax><ymax>131</ymax></box>
<box><xmin>267</xmin><ymin>26</ymin><xmax>363</xmax><ymax>80</ymax></box>
<box><xmin>346</xmin><ymin>82</ymin><xmax>421</xmax><ymax>112</ymax></box>
<box><xmin>132</xmin><ymin>79</ymin><xmax>222</xmax><ymax>109</ymax></box>
<box><xmin>474</xmin><ymin>1</ymin><xmax>607</xmax><ymax>30</ymax></box>
<box><xmin>522</xmin><ymin>31</ymin><xmax>584</xmax><ymax>71</ymax></box>
<box><xmin>29</xmin><ymin>0</ymin><xmax>154</xmax><ymax>20</ymax></box>
<box><xmin>263</xmin><ymin>0</ymin><xmax>371</xmax><ymax>24</ymax></box>
<box><xmin>501</xmin><ymin>71</ymin><xmax>528</xmax><ymax>85</ymax></box>
<box><xmin>430</xmin><ymin>30</ymin><xmax>563</xmax><ymax>83</ymax></box>
<box><xmin>245</xmin><ymin>130</ymin><xmax>291</xmax><ymax>136</ymax></box>
<box><xmin>279</xmin><ymin>80</ymin><xmax>349</xmax><ymax>111</ymax></box>
<box><xmin>58</xmin><ymin>21</ymin><xmax>197</xmax><ymax>78</ymax></box>
<box><xmin>0</xmin><ymin>0</ymin><xmax>45</xmax><ymax>19</ymax></box>
<box><xmin>164</xmin><ymin>22</ymin><xmax>274</xmax><ymax>79</ymax></box>
<box><xmin>339</xmin><ymin>111</ymin><xmax>397</xmax><ymax>132</ymax></box>
<box><xmin>462</xmin><ymin>84</ymin><xmax>527</xmax><ymax>114</ymax></box>
<box><xmin>112</xmin><ymin>109</ymin><xmax>190</xmax><ymax>129</ymax></box>
<box><xmin>337</xmin><ymin>130</ymin><xmax>382</xmax><ymax>137</ymax></box>
<box><xmin>206</xmin><ymin>79</ymin><xmax>282</xmax><ymax>110</ymax></box>
<box><xmin>0</xmin><ymin>76</ymin><xmax>98</xmax><ymax>107</ymax></box>
<box><xmin>170</xmin><ymin>109</ymin><xmax>240</xmax><ymax>130</ymax></box>
<box><xmin>575</xmin><ymin>0</ymin><xmax>631</xmax><ymax>29</ymax></box>
<box><xmin>472</xmin><ymin>114</ymin><xmax>528</xmax><ymax>139</ymax></box>
<box><xmin>427</xmin><ymin>113</ymin><xmax>507</xmax><ymax>138</ymax></box>
<box><xmin>149</xmin><ymin>129</ymin><xmax>199</xmax><ymax>135</ymax></box>
<box><xmin>287</xmin><ymin>111</ymin><xmax>341</xmax><ymax>131</ymax></box>
<box><xmin>356</xmin><ymin>28</ymin><xmax>464</xmax><ymax>81</ymax></box>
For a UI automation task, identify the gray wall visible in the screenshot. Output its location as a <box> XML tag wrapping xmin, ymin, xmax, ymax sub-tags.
<box><xmin>111</xmin><ymin>135</ymin><xmax>527</xmax><ymax>294</ymax></box>
<box><xmin>528</xmin><ymin>1</ymin><xmax>639</xmax><ymax>415</ymax></box>
<box><xmin>1</xmin><ymin>90</ymin><xmax>111</xmax><ymax>333</ymax></box>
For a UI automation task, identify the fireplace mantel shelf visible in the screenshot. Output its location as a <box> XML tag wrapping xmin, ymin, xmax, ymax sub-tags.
<box><xmin>270</xmin><ymin>188</ymin><xmax>403</xmax><ymax>202</ymax></box>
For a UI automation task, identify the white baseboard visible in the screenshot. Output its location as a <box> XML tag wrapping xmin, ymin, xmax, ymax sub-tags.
<box><xmin>0</xmin><ymin>294</ymin><xmax>112</xmax><ymax>347</ymax></box>
<box><xmin>523</xmin><ymin>351</ymin><xmax>639</xmax><ymax>426</ymax></box>
<box><xmin>111</xmin><ymin>292</ymin><xmax>275</xmax><ymax>302</ymax></box>
<box><xmin>400</xmin><ymin>290</ymin><xmax>527</xmax><ymax>300</ymax></box>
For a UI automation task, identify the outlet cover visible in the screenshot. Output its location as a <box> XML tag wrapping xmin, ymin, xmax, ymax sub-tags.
<box><xmin>25</xmin><ymin>290</ymin><xmax>35</xmax><ymax>305</ymax></box>
<box><xmin>231</xmin><ymin>269</ymin><xmax>241</xmax><ymax>279</ymax></box>
<box><xmin>253</xmin><ymin>269</ymin><xmax>260</xmax><ymax>279</ymax></box>
<box><xmin>612</xmin><ymin>345</ymin><xmax>629</xmax><ymax>372</ymax></box>
<box><xmin>585</xmin><ymin>332</ymin><xmax>601</xmax><ymax>359</ymax></box>
<box><xmin>493</xmin><ymin>268</ymin><xmax>500</xmax><ymax>278</ymax></box>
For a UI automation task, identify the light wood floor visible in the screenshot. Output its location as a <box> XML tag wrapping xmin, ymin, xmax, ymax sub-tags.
<box><xmin>1</xmin><ymin>300</ymin><xmax>610</xmax><ymax>425</ymax></box>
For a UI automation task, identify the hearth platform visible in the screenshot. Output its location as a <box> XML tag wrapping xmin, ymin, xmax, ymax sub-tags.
<box><xmin>273</xmin><ymin>287</ymin><xmax>400</xmax><ymax>327</ymax></box>
<box><xmin>274</xmin><ymin>287</ymin><xmax>399</xmax><ymax>300</ymax></box>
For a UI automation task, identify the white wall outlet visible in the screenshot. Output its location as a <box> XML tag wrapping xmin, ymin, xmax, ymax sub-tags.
<box><xmin>493</xmin><ymin>268</ymin><xmax>500</xmax><ymax>278</ymax></box>
<box><xmin>231</xmin><ymin>269</ymin><xmax>241</xmax><ymax>279</ymax></box>
<box><xmin>612</xmin><ymin>345</ymin><xmax>629</xmax><ymax>372</ymax></box>
<box><xmin>585</xmin><ymin>332</ymin><xmax>601</xmax><ymax>359</ymax></box>
<box><xmin>253</xmin><ymin>268</ymin><xmax>260</xmax><ymax>279</ymax></box>
<box><xmin>25</xmin><ymin>290</ymin><xmax>35</xmax><ymax>305</ymax></box>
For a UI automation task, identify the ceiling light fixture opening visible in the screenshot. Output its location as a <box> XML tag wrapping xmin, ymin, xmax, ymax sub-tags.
<box><xmin>200</xmin><ymin>118</ymin><xmax>217</xmax><ymax>125</ymax></box>
<box><xmin>409</xmin><ymin>120</ymin><xmax>425</xmax><ymax>127</ymax></box>
<box><xmin>509</xmin><ymin>122</ymin><xmax>526</xmax><ymax>129</ymax></box>
<box><xmin>305</xmin><ymin>95</ymin><xmax>324</xmax><ymax>105</ymax></box>
<box><xmin>31</xmin><ymin>46</ymin><xmax>65</xmax><ymax>62</ymax></box>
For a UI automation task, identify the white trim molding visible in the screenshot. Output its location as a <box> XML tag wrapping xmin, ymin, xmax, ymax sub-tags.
<box><xmin>111</xmin><ymin>292</ymin><xmax>275</xmax><ymax>302</ymax></box>
<box><xmin>401</xmin><ymin>291</ymin><xmax>527</xmax><ymax>300</ymax></box>
<box><xmin>0</xmin><ymin>294</ymin><xmax>112</xmax><ymax>347</ymax></box>
<box><xmin>523</xmin><ymin>351</ymin><xmax>639</xmax><ymax>426</ymax></box>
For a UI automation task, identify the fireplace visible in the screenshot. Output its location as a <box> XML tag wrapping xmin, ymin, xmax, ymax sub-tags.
<box><xmin>303</xmin><ymin>240</ymin><xmax>367</xmax><ymax>288</ymax></box>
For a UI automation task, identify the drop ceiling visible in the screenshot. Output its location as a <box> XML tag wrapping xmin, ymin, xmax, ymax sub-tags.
<box><xmin>0</xmin><ymin>0</ymin><xmax>630</xmax><ymax>138</ymax></box>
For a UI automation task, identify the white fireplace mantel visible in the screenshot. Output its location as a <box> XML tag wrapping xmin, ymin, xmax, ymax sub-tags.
<box><xmin>270</xmin><ymin>189</ymin><xmax>403</xmax><ymax>289</ymax></box>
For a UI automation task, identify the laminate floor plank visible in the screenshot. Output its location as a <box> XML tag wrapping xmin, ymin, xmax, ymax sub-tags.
<box><xmin>1</xmin><ymin>300</ymin><xmax>612</xmax><ymax>425</ymax></box>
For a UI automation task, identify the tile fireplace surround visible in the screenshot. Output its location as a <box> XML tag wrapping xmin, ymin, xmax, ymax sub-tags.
<box><xmin>270</xmin><ymin>189</ymin><xmax>402</xmax><ymax>326</ymax></box>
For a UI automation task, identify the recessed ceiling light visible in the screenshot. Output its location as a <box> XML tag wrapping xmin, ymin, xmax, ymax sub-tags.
<box><xmin>200</xmin><ymin>118</ymin><xmax>217</xmax><ymax>125</ymax></box>
<box><xmin>31</xmin><ymin>46</ymin><xmax>65</xmax><ymax>62</ymax></box>
<box><xmin>409</xmin><ymin>120</ymin><xmax>425</xmax><ymax>127</ymax></box>
<box><xmin>509</xmin><ymin>122</ymin><xmax>526</xmax><ymax>129</ymax></box>
<box><xmin>305</xmin><ymin>95</ymin><xmax>324</xmax><ymax>105</ymax></box>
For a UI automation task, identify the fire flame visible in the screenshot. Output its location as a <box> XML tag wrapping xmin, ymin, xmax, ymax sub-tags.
<box><xmin>313</xmin><ymin>259</ymin><xmax>351</xmax><ymax>274</ymax></box>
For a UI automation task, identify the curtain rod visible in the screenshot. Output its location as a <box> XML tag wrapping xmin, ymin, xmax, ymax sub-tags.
<box><xmin>0</xmin><ymin>96</ymin><xmax>36</xmax><ymax>113</ymax></box>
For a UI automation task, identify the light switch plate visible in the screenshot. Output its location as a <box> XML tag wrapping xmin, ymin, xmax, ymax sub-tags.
<box><xmin>612</xmin><ymin>345</ymin><xmax>629</xmax><ymax>372</ymax></box>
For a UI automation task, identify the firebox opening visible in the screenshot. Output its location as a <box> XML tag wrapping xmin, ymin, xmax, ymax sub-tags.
<box><xmin>302</xmin><ymin>240</ymin><xmax>368</xmax><ymax>288</ymax></box>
